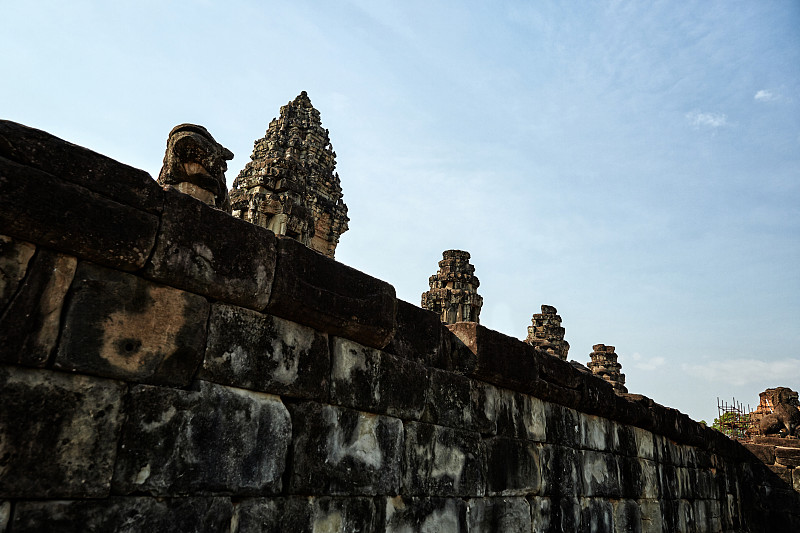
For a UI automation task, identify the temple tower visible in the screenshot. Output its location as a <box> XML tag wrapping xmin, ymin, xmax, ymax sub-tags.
<box><xmin>524</xmin><ymin>305</ymin><xmax>570</xmax><ymax>360</ymax></box>
<box><xmin>421</xmin><ymin>250</ymin><xmax>483</xmax><ymax>324</ymax></box>
<box><xmin>229</xmin><ymin>91</ymin><xmax>348</xmax><ymax>258</ymax></box>
<box><xmin>587</xmin><ymin>344</ymin><xmax>628</xmax><ymax>394</ymax></box>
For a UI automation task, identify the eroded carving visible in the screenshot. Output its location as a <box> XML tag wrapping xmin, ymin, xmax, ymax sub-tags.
<box><xmin>758</xmin><ymin>387</ymin><xmax>800</xmax><ymax>437</ymax></box>
<box><xmin>158</xmin><ymin>124</ymin><xmax>233</xmax><ymax>211</ymax></box>
<box><xmin>421</xmin><ymin>250</ymin><xmax>483</xmax><ymax>325</ymax></box>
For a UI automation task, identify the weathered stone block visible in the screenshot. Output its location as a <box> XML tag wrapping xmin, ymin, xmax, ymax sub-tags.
<box><xmin>632</xmin><ymin>426</ymin><xmax>656</xmax><ymax>461</ymax></box>
<box><xmin>767</xmin><ymin>464</ymin><xmax>793</xmax><ymax>484</ymax></box>
<box><xmin>0</xmin><ymin>120</ymin><xmax>164</xmax><ymax>214</ymax></box>
<box><xmin>0</xmin><ymin>234</ymin><xmax>35</xmax><ymax>311</ymax></box>
<box><xmin>288</xmin><ymin>402</ymin><xmax>403</xmax><ymax>495</ymax></box>
<box><xmin>330</xmin><ymin>338</ymin><xmax>427</xmax><ymax>420</ymax></box>
<box><xmin>579</xmin><ymin>412</ymin><xmax>612</xmax><ymax>452</ymax></box>
<box><xmin>581</xmin><ymin>451</ymin><xmax>622</xmax><ymax>498</ymax></box>
<box><xmin>794</xmin><ymin>467</ymin><xmax>800</xmax><ymax>492</ymax></box>
<box><xmin>0</xmin><ymin>365</ymin><xmax>125</xmax><ymax>497</ymax></box>
<box><xmin>0</xmin><ymin>156</ymin><xmax>158</xmax><ymax>270</ymax></box>
<box><xmin>752</xmin><ymin>435</ymin><xmax>800</xmax><ymax>448</ymax></box>
<box><xmin>483</xmin><ymin>438</ymin><xmax>542</xmax><ymax>496</ymax></box>
<box><xmin>380</xmin><ymin>497</ymin><xmax>467</xmax><ymax>532</ymax></box>
<box><xmin>0</xmin><ymin>501</ymin><xmax>10</xmax><ymax>532</ymax></box>
<box><xmin>617</xmin><ymin>456</ymin><xmax>644</xmax><ymax>499</ymax></box>
<box><xmin>234</xmin><ymin>497</ymin><xmax>377</xmax><ymax>533</ymax></box>
<box><xmin>580</xmin><ymin>498</ymin><xmax>614</xmax><ymax>533</ymax></box>
<box><xmin>544</xmin><ymin>401</ymin><xmax>580</xmax><ymax>447</ymax></box>
<box><xmin>481</xmin><ymin>384</ymin><xmax>547</xmax><ymax>441</ymax></box>
<box><xmin>536</xmin><ymin>348</ymin><xmax>584</xmax><ymax>390</ymax></box>
<box><xmin>144</xmin><ymin>189</ymin><xmax>276</xmax><ymax>310</ymax></box>
<box><xmin>55</xmin><ymin>263</ymin><xmax>208</xmax><ymax>386</ymax></box>
<box><xmin>0</xmin><ymin>248</ymin><xmax>76</xmax><ymax>366</ymax></box>
<box><xmin>612</xmin><ymin>423</ymin><xmax>638</xmax><ymax>457</ymax></box>
<box><xmin>639</xmin><ymin>499</ymin><xmax>664</xmax><ymax>533</ymax></box>
<box><xmin>403</xmin><ymin>422</ymin><xmax>484</xmax><ymax>497</ymax></box>
<box><xmin>422</xmin><ymin>367</ymin><xmax>491</xmax><ymax>433</ymax></box>
<box><xmin>529</xmin><ymin>496</ymin><xmax>552</xmax><ymax>533</ymax></box>
<box><xmin>384</xmin><ymin>299</ymin><xmax>444</xmax><ymax>367</ymax></box>
<box><xmin>447</xmin><ymin>322</ymin><xmax>539</xmax><ymax>393</ymax></box>
<box><xmin>775</xmin><ymin>446</ymin><xmax>800</xmax><ymax>468</ymax></box>
<box><xmin>11</xmin><ymin>497</ymin><xmax>232</xmax><ymax>533</ymax></box>
<box><xmin>200</xmin><ymin>303</ymin><xmax>329</xmax><ymax>399</ymax></box>
<box><xmin>612</xmin><ymin>499</ymin><xmax>642</xmax><ymax>533</ymax></box>
<box><xmin>266</xmin><ymin>236</ymin><xmax>396</xmax><ymax>348</ymax></box>
<box><xmin>578</xmin><ymin>373</ymin><xmax>618</xmax><ymax>419</ymax></box>
<box><xmin>467</xmin><ymin>497</ymin><xmax>531</xmax><ymax>533</ymax></box>
<box><xmin>555</xmin><ymin>496</ymin><xmax>581</xmax><ymax>532</ymax></box>
<box><xmin>539</xmin><ymin>444</ymin><xmax>582</xmax><ymax>497</ymax></box>
<box><xmin>113</xmin><ymin>381</ymin><xmax>290</xmax><ymax>496</ymax></box>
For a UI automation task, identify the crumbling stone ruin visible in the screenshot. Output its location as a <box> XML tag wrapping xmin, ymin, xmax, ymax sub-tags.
<box><xmin>229</xmin><ymin>91</ymin><xmax>348</xmax><ymax>258</ymax></box>
<box><xmin>756</xmin><ymin>387</ymin><xmax>800</xmax><ymax>437</ymax></box>
<box><xmin>157</xmin><ymin>123</ymin><xmax>233</xmax><ymax>211</ymax></box>
<box><xmin>587</xmin><ymin>344</ymin><xmax>628</xmax><ymax>394</ymax></box>
<box><xmin>421</xmin><ymin>250</ymin><xmax>483</xmax><ymax>324</ymax></box>
<box><xmin>524</xmin><ymin>304</ymin><xmax>570</xmax><ymax>360</ymax></box>
<box><xmin>1</xmin><ymin>119</ymin><xmax>799</xmax><ymax>531</ymax></box>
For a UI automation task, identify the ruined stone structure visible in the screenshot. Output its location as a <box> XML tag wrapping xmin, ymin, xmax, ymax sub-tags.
<box><xmin>229</xmin><ymin>91</ymin><xmax>348</xmax><ymax>258</ymax></box>
<box><xmin>157</xmin><ymin>124</ymin><xmax>233</xmax><ymax>212</ymax></box>
<box><xmin>524</xmin><ymin>305</ymin><xmax>570</xmax><ymax>360</ymax></box>
<box><xmin>588</xmin><ymin>344</ymin><xmax>628</xmax><ymax>394</ymax></box>
<box><xmin>1</xmin><ymin>120</ymin><xmax>799</xmax><ymax>531</ymax></box>
<box><xmin>755</xmin><ymin>387</ymin><xmax>800</xmax><ymax>437</ymax></box>
<box><xmin>421</xmin><ymin>250</ymin><xmax>482</xmax><ymax>325</ymax></box>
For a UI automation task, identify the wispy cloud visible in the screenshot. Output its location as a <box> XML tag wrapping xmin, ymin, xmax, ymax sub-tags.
<box><xmin>686</xmin><ymin>111</ymin><xmax>728</xmax><ymax>129</ymax></box>
<box><xmin>681</xmin><ymin>358</ymin><xmax>800</xmax><ymax>386</ymax></box>
<box><xmin>620</xmin><ymin>352</ymin><xmax>666</xmax><ymax>371</ymax></box>
<box><xmin>754</xmin><ymin>89</ymin><xmax>778</xmax><ymax>102</ymax></box>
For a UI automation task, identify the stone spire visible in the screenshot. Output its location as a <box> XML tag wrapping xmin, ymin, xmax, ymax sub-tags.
<box><xmin>524</xmin><ymin>305</ymin><xmax>570</xmax><ymax>360</ymax></box>
<box><xmin>587</xmin><ymin>344</ymin><xmax>628</xmax><ymax>394</ymax></box>
<box><xmin>229</xmin><ymin>91</ymin><xmax>349</xmax><ymax>258</ymax></box>
<box><xmin>421</xmin><ymin>250</ymin><xmax>483</xmax><ymax>324</ymax></box>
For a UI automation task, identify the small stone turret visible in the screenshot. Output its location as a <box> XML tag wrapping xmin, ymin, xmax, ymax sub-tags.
<box><xmin>588</xmin><ymin>344</ymin><xmax>627</xmax><ymax>394</ymax></box>
<box><xmin>158</xmin><ymin>124</ymin><xmax>233</xmax><ymax>211</ymax></box>
<box><xmin>524</xmin><ymin>305</ymin><xmax>570</xmax><ymax>360</ymax></box>
<box><xmin>229</xmin><ymin>91</ymin><xmax>349</xmax><ymax>258</ymax></box>
<box><xmin>421</xmin><ymin>250</ymin><xmax>483</xmax><ymax>324</ymax></box>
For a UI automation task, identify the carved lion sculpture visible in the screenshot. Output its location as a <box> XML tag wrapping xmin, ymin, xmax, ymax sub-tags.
<box><xmin>157</xmin><ymin>124</ymin><xmax>233</xmax><ymax>212</ymax></box>
<box><xmin>759</xmin><ymin>387</ymin><xmax>800</xmax><ymax>437</ymax></box>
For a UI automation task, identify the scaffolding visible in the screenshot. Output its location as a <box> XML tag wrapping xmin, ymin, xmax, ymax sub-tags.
<box><xmin>716</xmin><ymin>397</ymin><xmax>752</xmax><ymax>441</ymax></box>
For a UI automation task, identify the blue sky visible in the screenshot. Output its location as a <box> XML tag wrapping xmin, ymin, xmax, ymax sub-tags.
<box><xmin>3</xmin><ymin>1</ymin><xmax>798</xmax><ymax>424</ymax></box>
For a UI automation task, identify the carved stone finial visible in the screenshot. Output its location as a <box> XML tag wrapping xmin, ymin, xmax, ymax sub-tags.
<box><xmin>229</xmin><ymin>92</ymin><xmax>349</xmax><ymax>258</ymax></box>
<box><xmin>588</xmin><ymin>344</ymin><xmax>628</xmax><ymax>394</ymax></box>
<box><xmin>157</xmin><ymin>124</ymin><xmax>233</xmax><ymax>211</ymax></box>
<box><xmin>524</xmin><ymin>304</ymin><xmax>570</xmax><ymax>360</ymax></box>
<box><xmin>421</xmin><ymin>250</ymin><xmax>483</xmax><ymax>325</ymax></box>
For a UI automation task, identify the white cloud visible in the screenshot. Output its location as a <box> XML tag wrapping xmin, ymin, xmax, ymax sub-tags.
<box><xmin>754</xmin><ymin>89</ymin><xmax>778</xmax><ymax>102</ymax></box>
<box><xmin>619</xmin><ymin>352</ymin><xmax>666</xmax><ymax>371</ymax></box>
<box><xmin>681</xmin><ymin>358</ymin><xmax>800</xmax><ymax>386</ymax></box>
<box><xmin>686</xmin><ymin>111</ymin><xmax>728</xmax><ymax>129</ymax></box>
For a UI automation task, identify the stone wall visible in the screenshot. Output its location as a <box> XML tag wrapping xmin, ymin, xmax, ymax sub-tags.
<box><xmin>0</xmin><ymin>120</ymin><xmax>798</xmax><ymax>532</ymax></box>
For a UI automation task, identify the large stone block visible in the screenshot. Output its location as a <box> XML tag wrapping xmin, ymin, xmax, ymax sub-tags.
<box><xmin>422</xmin><ymin>368</ymin><xmax>493</xmax><ymax>433</ymax></box>
<box><xmin>639</xmin><ymin>499</ymin><xmax>664</xmax><ymax>533</ymax></box>
<box><xmin>113</xmin><ymin>381</ymin><xmax>290</xmax><ymax>496</ymax></box>
<box><xmin>0</xmin><ymin>120</ymin><xmax>164</xmax><ymax>214</ymax></box>
<box><xmin>55</xmin><ymin>263</ymin><xmax>209</xmax><ymax>386</ymax></box>
<box><xmin>481</xmin><ymin>383</ymin><xmax>547</xmax><ymax>441</ymax></box>
<box><xmin>612</xmin><ymin>499</ymin><xmax>642</xmax><ymax>533</ymax></box>
<box><xmin>11</xmin><ymin>497</ymin><xmax>232</xmax><ymax>533</ymax></box>
<box><xmin>483</xmin><ymin>437</ymin><xmax>542</xmax><ymax>496</ymax></box>
<box><xmin>402</xmin><ymin>422</ymin><xmax>484</xmax><ymax>497</ymax></box>
<box><xmin>266</xmin><ymin>236</ymin><xmax>396</xmax><ymax>349</ymax></box>
<box><xmin>529</xmin><ymin>496</ymin><xmax>552</xmax><ymax>533</ymax></box>
<box><xmin>539</xmin><ymin>444</ymin><xmax>583</xmax><ymax>497</ymax></box>
<box><xmin>581</xmin><ymin>451</ymin><xmax>622</xmax><ymax>498</ymax></box>
<box><xmin>234</xmin><ymin>497</ymin><xmax>377</xmax><ymax>533</ymax></box>
<box><xmin>200</xmin><ymin>304</ymin><xmax>329</xmax><ymax>399</ymax></box>
<box><xmin>0</xmin><ymin>365</ymin><xmax>125</xmax><ymax>498</ymax></box>
<box><xmin>579</xmin><ymin>498</ymin><xmax>614</xmax><ymax>533</ymax></box>
<box><xmin>467</xmin><ymin>497</ymin><xmax>531</xmax><ymax>533</ymax></box>
<box><xmin>0</xmin><ymin>156</ymin><xmax>158</xmax><ymax>270</ymax></box>
<box><xmin>578</xmin><ymin>412</ymin><xmax>613</xmax><ymax>452</ymax></box>
<box><xmin>446</xmin><ymin>322</ymin><xmax>538</xmax><ymax>394</ymax></box>
<box><xmin>380</xmin><ymin>497</ymin><xmax>467</xmax><ymax>533</ymax></box>
<box><xmin>288</xmin><ymin>402</ymin><xmax>403</xmax><ymax>496</ymax></box>
<box><xmin>0</xmin><ymin>248</ymin><xmax>76</xmax><ymax>366</ymax></box>
<box><xmin>0</xmin><ymin>501</ymin><xmax>9</xmax><ymax>533</ymax></box>
<box><xmin>775</xmin><ymin>446</ymin><xmax>800</xmax><ymax>468</ymax></box>
<box><xmin>544</xmin><ymin>401</ymin><xmax>581</xmax><ymax>447</ymax></box>
<box><xmin>144</xmin><ymin>189</ymin><xmax>276</xmax><ymax>310</ymax></box>
<box><xmin>330</xmin><ymin>338</ymin><xmax>427</xmax><ymax>420</ymax></box>
<box><xmin>617</xmin><ymin>457</ymin><xmax>644</xmax><ymax>499</ymax></box>
<box><xmin>384</xmin><ymin>299</ymin><xmax>445</xmax><ymax>367</ymax></box>
<box><xmin>0</xmin><ymin>234</ymin><xmax>35</xmax><ymax>312</ymax></box>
